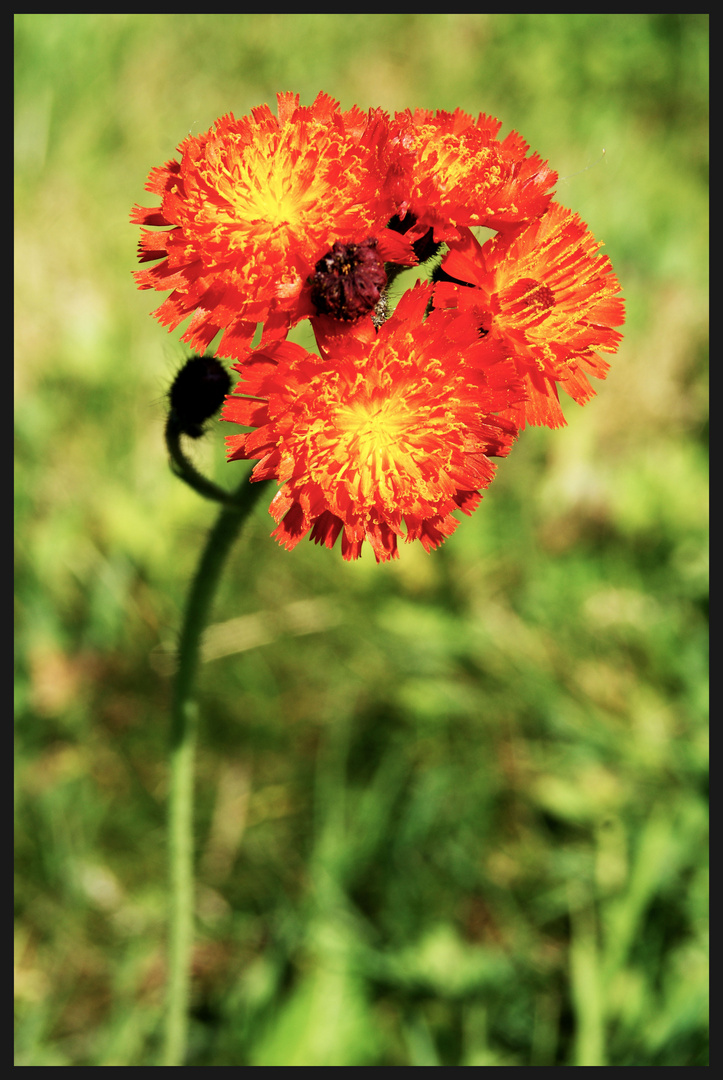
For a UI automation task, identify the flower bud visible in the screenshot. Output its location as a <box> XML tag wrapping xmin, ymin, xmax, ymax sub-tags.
<box><xmin>168</xmin><ymin>355</ymin><xmax>231</xmax><ymax>438</ymax></box>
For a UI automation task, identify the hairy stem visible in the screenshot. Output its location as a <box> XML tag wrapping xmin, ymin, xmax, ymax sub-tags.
<box><xmin>162</xmin><ymin>471</ymin><xmax>269</xmax><ymax>1066</ymax></box>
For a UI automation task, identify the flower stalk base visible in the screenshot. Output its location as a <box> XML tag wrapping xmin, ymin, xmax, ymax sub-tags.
<box><xmin>162</xmin><ymin>472</ymin><xmax>269</xmax><ymax>1066</ymax></box>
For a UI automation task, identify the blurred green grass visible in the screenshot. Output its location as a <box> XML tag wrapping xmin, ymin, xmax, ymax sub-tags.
<box><xmin>15</xmin><ymin>13</ymin><xmax>708</xmax><ymax>1066</ymax></box>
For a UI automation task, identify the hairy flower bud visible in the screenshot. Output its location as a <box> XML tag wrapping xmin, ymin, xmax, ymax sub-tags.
<box><xmin>169</xmin><ymin>355</ymin><xmax>231</xmax><ymax>439</ymax></box>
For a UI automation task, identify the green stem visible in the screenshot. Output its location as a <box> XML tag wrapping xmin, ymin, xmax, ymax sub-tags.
<box><xmin>162</xmin><ymin>471</ymin><xmax>270</xmax><ymax>1066</ymax></box>
<box><xmin>165</xmin><ymin>414</ymin><xmax>240</xmax><ymax>506</ymax></box>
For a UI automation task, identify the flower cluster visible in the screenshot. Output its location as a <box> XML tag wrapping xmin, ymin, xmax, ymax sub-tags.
<box><xmin>134</xmin><ymin>92</ymin><xmax>624</xmax><ymax>561</ymax></box>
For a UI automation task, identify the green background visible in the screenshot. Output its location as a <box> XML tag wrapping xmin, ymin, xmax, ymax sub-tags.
<box><xmin>15</xmin><ymin>13</ymin><xmax>708</xmax><ymax>1066</ymax></box>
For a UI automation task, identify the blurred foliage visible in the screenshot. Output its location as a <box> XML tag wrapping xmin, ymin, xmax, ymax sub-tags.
<box><xmin>15</xmin><ymin>13</ymin><xmax>707</xmax><ymax>1066</ymax></box>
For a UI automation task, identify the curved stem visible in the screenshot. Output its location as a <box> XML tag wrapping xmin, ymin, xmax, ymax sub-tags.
<box><xmin>162</xmin><ymin>471</ymin><xmax>270</xmax><ymax>1067</ymax></box>
<box><xmin>165</xmin><ymin>414</ymin><xmax>240</xmax><ymax>506</ymax></box>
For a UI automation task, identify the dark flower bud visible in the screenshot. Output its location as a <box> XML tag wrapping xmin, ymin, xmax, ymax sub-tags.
<box><xmin>168</xmin><ymin>355</ymin><xmax>231</xmax><ymax>438</ymax></box>
<box><xmin>309</xmin><ymin>238</ymin><xmax>387</xmax><ymax>321</ymax></box>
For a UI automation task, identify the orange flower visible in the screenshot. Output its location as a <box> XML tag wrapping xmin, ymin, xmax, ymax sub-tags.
<box><xmin>434</xmin><ymin>203</ymin><xmax>625</xmax><ymax>427</ymax></box>
<box><xmin>390</xmin><ymin>108</ymin><xmax>557</xmax><ymax>246</ymax></box>
<box><xmin>222</xmin><ymin>284</ymin><xmax>523</xmax><ymax>561</ymax></box>
<box><xmin>132</xmin><ymin>93</ymin><xmax>414</xmax><ymax>360</ymax></box>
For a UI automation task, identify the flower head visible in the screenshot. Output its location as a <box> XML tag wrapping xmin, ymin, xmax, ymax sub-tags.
<box><xmin>390</xmin><ymin>108</ymin><xmax>558</xmax><ymax>246</ymax></box>
<box><xmin>132</xmin><ymin>93</ymin><xmax>415</xmax><ymax>360</ymax></box>
<box><xmin>222</xmin><ymin>284</ymin><xmax>523</xmax><ymax>561</ymax></box>
<box><xmin>434</xmin><ymin>203</ymin><xmax>625</xmax><ymax>427</ymax></box>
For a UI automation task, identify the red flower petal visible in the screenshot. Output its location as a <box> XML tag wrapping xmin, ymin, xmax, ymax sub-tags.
<box><xmin>435</xmin><ymin>204</ymin><xmax>625</xmax><ymax>427</ymax></box>
<box><xmin>132</xmin><ymin>94</ymin><xmax>409</xmax><ymax>359</ymax></box>
<box><xmin>389</xmin><ymin>108</ymin><xmax>558</xmax><ymax>242</ymax></box>
<box><xmin>222</xmin><ymin>283</ymin><xmax>524</xmax><ymax>561</ymax></box>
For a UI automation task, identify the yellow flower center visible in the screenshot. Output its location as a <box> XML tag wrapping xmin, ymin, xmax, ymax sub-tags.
<box><xmin>337</xmin><ymin>396</ymin><xmax>411</xmax><ymax>453</ymax></box>
<box><xmin>330</xmin><ymin>388</ymin><xmax>428</xmax><ymax>503</ymax></box>
<box><xmin>204</xmin><ymin>132</ymin><xmax>331</xmax><ymax>251</ymax></box>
